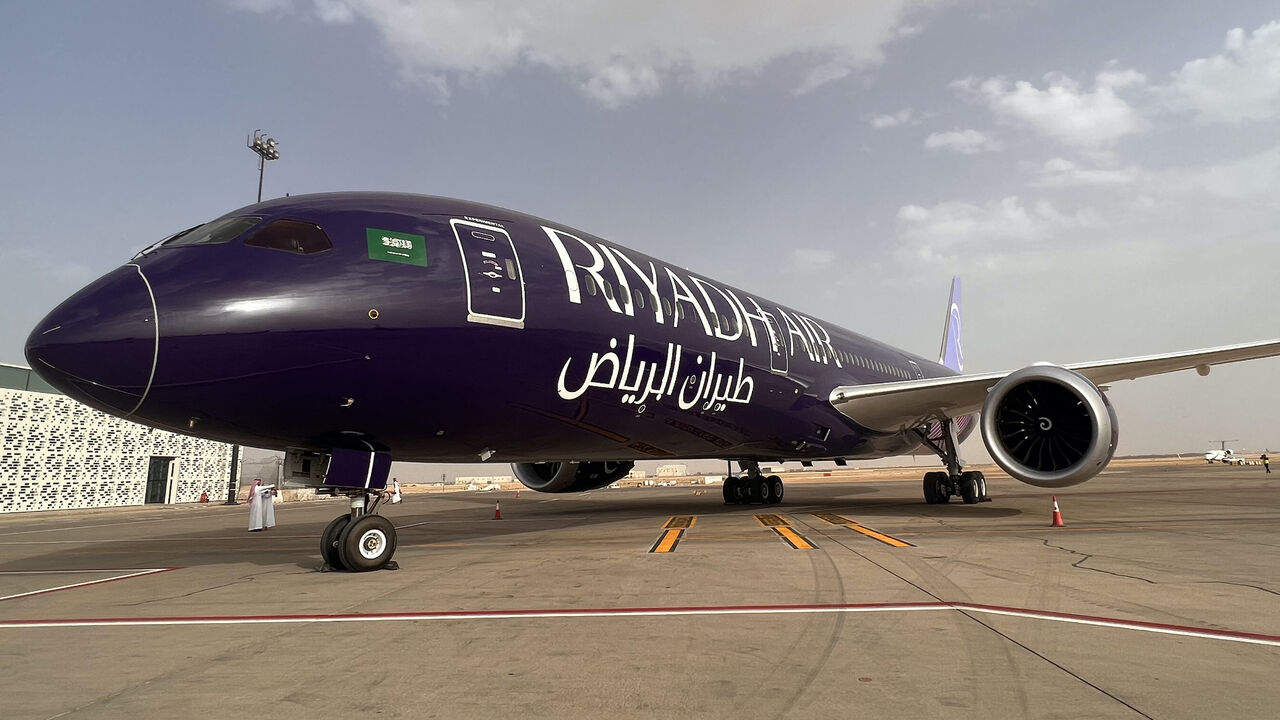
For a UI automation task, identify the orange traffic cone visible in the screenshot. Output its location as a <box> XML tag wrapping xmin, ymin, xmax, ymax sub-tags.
<box><xmin>493</xmin><ymin>500</ymin><xmax>503</xmax><ymax>520</ymax></box>
<box><xmin>198</xmin><ymin>491</ymin><xmax>208</xmax><ymax>503</ymax></box>
<box><xmin>1050</xmin><ymin>496</ymin><xmax>1064</xmax><ymax>527</ymax></box>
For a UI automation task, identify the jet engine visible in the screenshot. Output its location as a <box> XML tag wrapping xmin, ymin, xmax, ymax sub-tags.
<box><xmin>980</xmin><ymin>365</ymin><xmax>1118</xmax><ymax>488</ymax></box>
<box><xmin>511</xmin><ymin>461</ymin><xmax>635</xmax><ymax>493</ymax></box>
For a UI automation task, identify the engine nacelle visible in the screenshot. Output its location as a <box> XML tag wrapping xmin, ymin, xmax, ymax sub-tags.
<box><xmin>511</xmin><ymin>460</ymin><xmax>635</xmax><ymax>493</ymax></box>
<box><xmin>980</xmin><ymin>365</ymin><xmax>1118</xmax><ymax>488</ymax></box>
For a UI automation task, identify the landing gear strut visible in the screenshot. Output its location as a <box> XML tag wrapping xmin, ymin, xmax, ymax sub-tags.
<box><xmin>722</xmin><ymin>460</ymin><xmax>785</xmax><ymax>505</ymax></box>
<box><xmin>321</xmin><ymin>490</ymin><xmax>398</xmax><ymax>572</ymax></box>
<box><xmin>914</xmin><ymin>419</ymin><xmax>988</xmax><ymax>505</ymax></box>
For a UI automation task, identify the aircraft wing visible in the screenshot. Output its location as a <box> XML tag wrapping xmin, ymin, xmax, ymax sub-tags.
<box><xmin>829</xmin><ymin>338</ymin><xmax>1280</xmax><ymax>434</ymax></box>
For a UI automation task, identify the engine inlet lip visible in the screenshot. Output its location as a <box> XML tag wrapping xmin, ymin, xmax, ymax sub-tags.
<box><xmin>980</xmin><ymin>364</ymin><xmax>1113</xmax><ymax>489</ymax></box>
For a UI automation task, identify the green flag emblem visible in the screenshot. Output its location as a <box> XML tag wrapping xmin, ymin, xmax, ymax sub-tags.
<box><xmin>366</xmin><ymin>228</ymin><xmax>427</xmax><ymax>267</ymax></box>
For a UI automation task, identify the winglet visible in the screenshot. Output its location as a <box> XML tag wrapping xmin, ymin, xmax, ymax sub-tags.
<box><xmin>938</xmin><ymin>277</ymin><xmax>963</xmax><ymax>372</ymax></box>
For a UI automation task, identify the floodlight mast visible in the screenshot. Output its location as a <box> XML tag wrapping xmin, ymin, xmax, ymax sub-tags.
<box><xmin>247</xmin><ymin>129</ymin><xmax>280</xmax><ymax>203</ymax></box>
<box><xmin>223</xmin><ymin>129</ymin><xmax>281</xmax><ymax>505</ymax></box>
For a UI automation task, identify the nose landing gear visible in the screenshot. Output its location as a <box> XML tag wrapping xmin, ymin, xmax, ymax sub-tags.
<box><xmin>320</xmin><ymin>490</ymin><xmax>399</xmax><ymax>572</ymax></box>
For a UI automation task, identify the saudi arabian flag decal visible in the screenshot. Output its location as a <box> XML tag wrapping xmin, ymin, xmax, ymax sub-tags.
<box><xmin>367</xmin><ymin>228</ymin><xmax>427</xmax><ymax>267</ymax></box>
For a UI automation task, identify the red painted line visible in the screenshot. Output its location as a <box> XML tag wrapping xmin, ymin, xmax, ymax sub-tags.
<box><xmin>0</xmin><ymin>568</ymin><xmax>180</xmax><ymax>602</ymax></box>
<box><xmin>1</xmin><ymin>600</ymin><xmax>1276</xmax><ymax>646</ymax></box>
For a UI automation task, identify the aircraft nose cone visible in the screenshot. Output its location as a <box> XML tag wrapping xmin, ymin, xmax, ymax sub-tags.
<box><xmin>25</xmin><ymin>265</ymin><xmax>157</xmax><ymax>416</ymax></box>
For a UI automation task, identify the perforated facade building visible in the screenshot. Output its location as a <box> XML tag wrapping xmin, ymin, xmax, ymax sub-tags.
<box><xmin>0</xmin><ymin>363</ymin><xmax>233</xmax><ymax>513</ymax></box>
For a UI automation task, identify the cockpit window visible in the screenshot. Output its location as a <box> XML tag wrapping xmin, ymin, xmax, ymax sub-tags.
<box><xmin>243</xmin><ymin>219</ymin><xmax>333</xmax><ymax>254</ymax></box>
<box><xmin>164</xmin><ymin>216</ymin><xmax>263</xmax><ymax>247</ymax></box>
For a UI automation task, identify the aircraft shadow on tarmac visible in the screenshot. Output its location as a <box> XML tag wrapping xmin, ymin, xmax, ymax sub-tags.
<box><xmin>0</xmin><ymin>490</ymin><xmax>1022</xmax><ymax>577</ymax></box>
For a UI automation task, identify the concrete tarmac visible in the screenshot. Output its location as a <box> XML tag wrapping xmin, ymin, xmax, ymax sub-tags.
<box><xmin>1</xmin><ymin>461</ymin><xmax>1277</xmax><ymax>719</ymax></box>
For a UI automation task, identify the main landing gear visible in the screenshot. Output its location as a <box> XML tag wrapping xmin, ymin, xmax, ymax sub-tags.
<box><xmin>321</xmin><ymin>489</ymin><xmax>398</xmax><ymax>572</ymax></box>
<box><xmin>914</xmin><ymin>419</ymin><xmax>988</xmax><ymax>505</ymax></box>
<box><xmin>722</xmin><ymin>460</ymin><xmax>786</xmax><ymax>505</ymax></box>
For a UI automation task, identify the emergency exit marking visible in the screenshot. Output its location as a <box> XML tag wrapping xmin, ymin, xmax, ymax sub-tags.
<box><xmin>366</xmin><ymin>228</ymin><xmax>428</xmax><ymax>267</ymax></box>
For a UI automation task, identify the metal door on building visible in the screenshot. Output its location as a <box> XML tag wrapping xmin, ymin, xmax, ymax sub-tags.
<box><xmin>145</xmin><ymin>456</ymin><xmax>173</xmax><ymax>504</ymax></box>
<box><xmin>450</xmin><ymin>219</ymin><xmax>525</xmax><ymax>328</ymax></box>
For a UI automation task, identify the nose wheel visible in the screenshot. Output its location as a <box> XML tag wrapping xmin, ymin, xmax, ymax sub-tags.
<box><xmin>320</xmin><ymin>491</ymin><xmax>399</xmax><ymax>572</ymax></box>
<box><xmin>338</xmin><ymin>515</ymin><xmax>398</xmax><ymax>571</ymax></box>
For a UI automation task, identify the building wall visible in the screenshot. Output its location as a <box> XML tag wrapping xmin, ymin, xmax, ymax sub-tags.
<box><xmin>0</xmin><ymin>388</ymin><xmax>232</xmax><ymax>513</ymax></box>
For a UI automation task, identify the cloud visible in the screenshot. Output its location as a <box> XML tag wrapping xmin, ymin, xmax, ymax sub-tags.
<box><xmin>581</xmin><ymin>64</ymin><xmax>662</xmax><ymax>108</ymax></box>
<box><xmin>313</xmin><ymin>0</ymin><xmax>355</xmax><ymax>23</ymax></box>
<box><xmin>1033</xmin><ymin>157</ymin><xmax>1136</xmax><ymax>187</ymax></box>
<box><xmin>957</xmin><ymin>71</ymin><xmax>1145</xmax><ymax>147</ymax></box>
<box><xmin>227</xmin><ymin>0</ymin><xmax>293</xmax><ymax>13</ymax></box>
<box><xmin>232</xmin><ymin>0</ymin><xmax>936</xmax><ymax>105</ymax></box>
<box><xmin>923</xmin><ymin>129</ymin><xmax>1002</xmax><ymax>154</ymax></box>
<box><xmin>785</xmin><ymin>247</ymin><xmax>838</xmax><ymax>273</ymax></box>
<box><xmin>896</xmin><ymin>196</ymin><xmax>1101</xmax><ymax>263</ymax></box>
<box><xmin>868</xmin><ymin>108</ymin><xmax>917</xmax><ymax>129</ymax></box>
<box><xmin>1154</xmin><ymin>145</ymin><xmax>1280</xmax><ymax>200</ymax></box>
<box><xmin>1161</xmin><ymin>21</ymin><xmax>1280</xmax><ymax>123</ymax></box>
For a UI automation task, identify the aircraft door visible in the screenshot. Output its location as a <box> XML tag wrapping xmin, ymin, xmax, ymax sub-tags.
<box><xmin>763</xmin><ymin>312</ymin><xmax>788</xmax><ymax>375</ymax></box>
<box><xmin>450</xmin><ymin>219</ymin><xmax>525</xmax><ymax>329</ymax></box>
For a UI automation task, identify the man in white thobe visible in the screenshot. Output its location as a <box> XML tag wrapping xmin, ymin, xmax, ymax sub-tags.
<box><xmin>247</xmin><ymin>479</ymin><xmax>277</xmax><ymax>531</ymax></box>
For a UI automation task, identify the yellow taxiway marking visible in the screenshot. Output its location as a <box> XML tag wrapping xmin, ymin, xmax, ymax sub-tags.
<box><xmin>810</xmin><ymin>512</ymin><xmax>913</xmax><ymax>548</ymax></box>
<box><xmin>753</xmin><ymin>514</ymin><xmax>789</xmax><ymax>527</ymax></box>
<box><xmin>812</xmin><ymin>512</ymin><xmax>856</xmax><ymax>526</ymax></box>
<box><xmin>649</xmin><ymin>529</ymin><xmax>684</xmax><ymax>553</ymax></box>
<box><xmin>750</xmin><ymin>514</ymin><xmax>816</xmax><ymax>549</ymax></box>
<box><xmin>773</xmin><ymin>526</ymin><xmax>816</xmax><ymax>550</ymax></box>
<box><xmin>846</xmin><ymin>525</ymin><xmax>914</xmax><ymax>548</ymax></box>
<box><xmin>663</xmin><ymin>516</ymin><xmax>696</xmax><ymax>529</ymax></box>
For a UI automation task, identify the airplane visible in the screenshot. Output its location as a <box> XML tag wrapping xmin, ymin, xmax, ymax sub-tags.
<box><xmin>24</xmin><ymin>192</ymin><xmax>1280</xmax><ymax>572</ymax></box>
<box><xmin>1203</xmin><ymin>450</ymin><xmax>1247</xmax><ymax>465</ymax></box>
<box><xmin>1204</xmin><ymin>441</ymin><xmax>1247</xmax><ymax>465</ymax></box>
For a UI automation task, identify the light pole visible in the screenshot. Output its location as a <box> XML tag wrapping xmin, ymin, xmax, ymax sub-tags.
<box><xmin>223</xmin><ymin>130</ymin><xmax>280</xmax><ymax>505</ymax></box>
<box><xmin>247</xmin><ymin>129</ymin><xmax>280</xmax><ymax>202</ymax></box>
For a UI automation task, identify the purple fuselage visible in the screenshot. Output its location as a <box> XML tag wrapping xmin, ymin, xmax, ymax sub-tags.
<box><xmin>26</xmin><ymin>193</ymin><xmax>967</xmax><ymax>464</ymax></box>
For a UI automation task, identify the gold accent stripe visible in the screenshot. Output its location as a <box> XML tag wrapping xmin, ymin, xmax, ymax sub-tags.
<box><xmin>846</xmin><ymin>525</ymin><xmax>913</xmax><ymax>548</ymax></box>
<box><xmin>773</xmin><ymin>527</ymin><xmax>816</xmax><ymax>550</ymax></box>
<box><xmin>650</xmin><ymin>529</ymin><xmax>683</xmax><ymax>553</ymax></box>
<box><xmin>754</xmin><ymin>514</ymin><xmax>789</xmax><ymax>527</ymax></box>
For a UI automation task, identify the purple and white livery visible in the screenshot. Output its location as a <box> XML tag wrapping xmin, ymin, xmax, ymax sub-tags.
<box><xmin>25</xmin><ymin>193</ymin><xmax>1280</xmax><ymax>570</ymax></box>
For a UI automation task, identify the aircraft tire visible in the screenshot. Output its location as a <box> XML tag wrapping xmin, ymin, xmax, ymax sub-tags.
<box><xmin>767</xmin><ymin>475</ymin><xmax>784</xmax><ymax>505</ymax></box>
<box><xmin>959</xmin><ymin>471</ymin><xmax>984</xmax><ymax>504</ymax></box>
<box><xmin>723</xmin><ymin>477</ymin><xmax>738</xmax><ymax>504</ymax></box>
<box><xmin>320</xmin><ymin>514</ymin><xmax>351</xmax><ymax>570</ymax></box>
<box><xmin>754</xmin><ymin>477</ymin><xmax>771</xmax><ymax>504</ymax></box>
<box><xmin>733</xmin><ymin>478</ymin><xmax>750</xmax><ymax>505</ymax></box>
<box><xmin>923</xmin><ymin>472</ymin><xmax>947</xmax><ymax>504</ymax></box>
<box><xmin>337</xmin><ymin>515</ymin><xmax>398</xmax><ymax>572</ymax></box>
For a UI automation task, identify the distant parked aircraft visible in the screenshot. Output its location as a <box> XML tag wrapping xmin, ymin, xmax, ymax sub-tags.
<box><xmin>25</xmin><ymin>192</ymin><xmax>1280</xmax><ymax>570</ymax></box>
<box><xmin>1203</xmin><ymin>450</ymin><xmax>1246</xmax><ymax>465</ymax></box>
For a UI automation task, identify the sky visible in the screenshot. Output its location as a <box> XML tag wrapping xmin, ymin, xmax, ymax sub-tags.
<box><xmin>2</xmin><ymin>1</ymin><xmax>1278</xmax><ymax>477</ymax></box>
